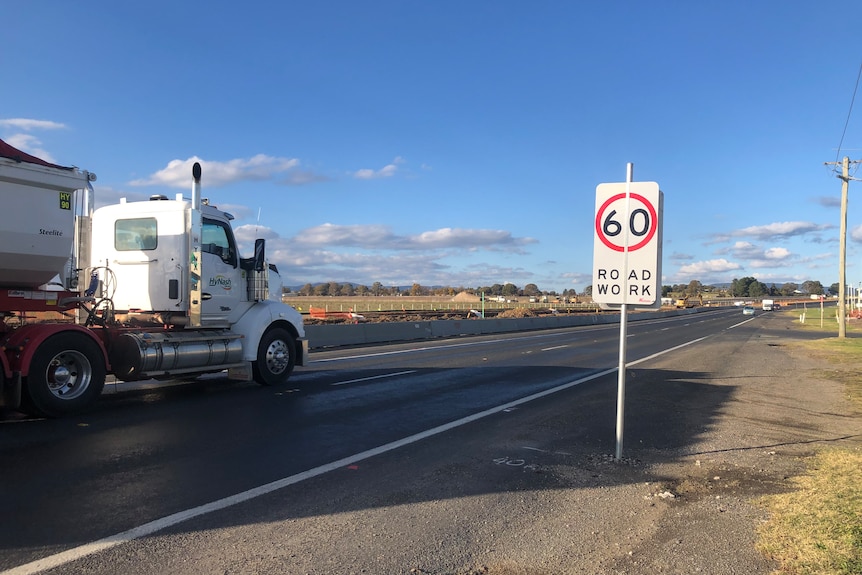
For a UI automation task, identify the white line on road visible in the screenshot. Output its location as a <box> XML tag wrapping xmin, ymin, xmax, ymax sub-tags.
<box><xmin>309</xmin><ymin>333</ymin><xmax>571</xmax><ymax>363</ymax></box>
<box><xmin>330</xmin><ymin>370</ymin><xmax>417</xmax><ymax>386</ymax></box>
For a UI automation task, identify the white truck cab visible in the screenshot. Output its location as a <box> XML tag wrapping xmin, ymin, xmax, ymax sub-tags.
<box><xmin>86</xmin><ymin>164</ymin><xmax>306</xmax><ymax>387</ymax></box>
<box><xmin>91</xmin><ymin>194</ymin><xmax>261</xmax><ymax>326</ymax></box>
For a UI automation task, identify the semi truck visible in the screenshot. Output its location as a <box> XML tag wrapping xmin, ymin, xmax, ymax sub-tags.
<box><xmin>0</xmin><ymin>139</ymin><xmax>306</xmax><ymax>417</ymax></box>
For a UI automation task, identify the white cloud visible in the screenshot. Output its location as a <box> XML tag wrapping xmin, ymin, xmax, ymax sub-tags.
<box><xmin>763</xmin><ymin>247</ymin><xmax>791</xmax><ymax>260</ymax></box>
<box><xmin>2</xmin><ymin>134</ymin><xmax>56</xmax><ymax>163</ymax></box>
<box><xmin>728</xmin><ymin>241</ymin><xmax>760</xmax><ymax>258</ymax></box>
<box><xmin>0</xmin><ymin>118</ymin><xmax>66</xmax><ymax>131</ymax></box>
<box><xmin>229</xmin><ymin>221</ymin><xmax>539</xmax><ymax>287</ymax></box>
<box><xmin>412</xmin><ymin>228</ymin><xmax>535</xmax><ymax>250</ymax></box>
<box><xmin>0</xmin><ymin>118</ymin><xmax>71</xmax><ymax>164</ymax></box>
<box><xmin>233</xmin><ymin>223</ymin><xmax>280</xmax><ymax>243</ymax></box>
<box><xmin>733</xmin><ymin>221</ymin><xmax>829</xmax><ymax>239</ymax></box>
<box><xmin>295</xmin><ymin>223</ymin><xmax>396</xmax><ymax>247</ymax></box>
<box><xmin>677</xmin><ymin>259</ymin><xmax>742</xmax><ymax>276</ymax></box>
<box><xmin>353</xmin><ymin>157</ymin><xmax>403</xmax><ymax>179</ymax></box>
<box><xmin>268</xmin><ymin>248</ymin><xmax>449</xmax><ymax>285</ymax></box>
<box><xmin>271</xmin><ymin>247</ymin><xmax>537</xmax><ymax>288</ymax></box>
<box><xmin>129</xmin><ymin>154</ymin><xmax>300</xmax><ymax>187</ymax></box>
<box><xmin>289</xmin><ymin>223</ymin><xmax>536</xmax><ymax>252</ymax></box>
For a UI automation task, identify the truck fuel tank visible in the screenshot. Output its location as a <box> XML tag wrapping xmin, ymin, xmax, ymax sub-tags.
<box><xmin>110</xmin><ymin>330</ymin><xmax>244</xmax><ymax>381</ymax></box>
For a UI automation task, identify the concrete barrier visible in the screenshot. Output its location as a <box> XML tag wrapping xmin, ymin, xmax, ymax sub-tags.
<box><xmin>304</xmin><ymin>307</ymin><xmax>704</xmax><ymax>349</ymax></box>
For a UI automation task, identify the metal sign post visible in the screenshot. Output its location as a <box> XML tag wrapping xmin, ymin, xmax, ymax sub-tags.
<box><xmin>615</xmin><ymin>164</ymin><xmax>633</xmax><ymax>461</ymax></box>
<box><xmin>592</xmin><ymin>165</ymin><xmax>663</xmax><ymax>461</ymax></box>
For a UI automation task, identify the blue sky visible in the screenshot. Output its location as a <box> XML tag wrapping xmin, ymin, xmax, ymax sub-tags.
<box><xmin>3</xmin><ymin>1</ymin><xmax>862</xmax><ymax>293</ymax></box>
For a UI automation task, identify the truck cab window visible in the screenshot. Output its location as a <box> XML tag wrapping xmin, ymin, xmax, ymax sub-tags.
<box><xmin>115</xmin><ymin>218</ymin><xmax>157</xmax><ymax>251</ymax></box>
<box><xmin>202</xmin><ymin>218</ymin><xmax>237</xmax><ymax>266</ymax></box>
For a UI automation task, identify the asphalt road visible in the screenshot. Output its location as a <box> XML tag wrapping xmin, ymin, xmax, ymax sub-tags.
<box><xmin>0</xmin><ymin>308</ymin><xmax>834</xmax><ymax>574</ymax></box>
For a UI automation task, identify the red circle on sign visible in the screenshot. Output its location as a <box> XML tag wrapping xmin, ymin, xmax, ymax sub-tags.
<box><xmin>595</xmin><ymin>192</ymin><xmax>658</xmax><ymax>252</ymax></box>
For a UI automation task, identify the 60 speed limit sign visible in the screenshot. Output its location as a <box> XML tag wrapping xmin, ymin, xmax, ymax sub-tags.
<box><xmin>592</xmin><ymin>181</ymin><xmax>663</xmax><ymax>307</ymax></box>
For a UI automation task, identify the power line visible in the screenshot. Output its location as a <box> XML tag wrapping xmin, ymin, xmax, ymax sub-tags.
<box><xmin>834</xmin><ymin>60</ymin><xmax>862</xmax><ymax>164</ymax></box>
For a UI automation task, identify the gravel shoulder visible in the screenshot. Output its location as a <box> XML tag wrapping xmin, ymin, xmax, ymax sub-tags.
<box><xmin>60</xmin><ymin>313</ymin><xmax>862</xmax><ymax>575</ymax></box>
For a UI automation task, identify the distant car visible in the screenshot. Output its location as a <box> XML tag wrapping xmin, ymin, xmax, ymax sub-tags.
<box><xmin>742</xmin><ymin>306</ymin><xmax>755</xmax><ymax>316</ymax></box>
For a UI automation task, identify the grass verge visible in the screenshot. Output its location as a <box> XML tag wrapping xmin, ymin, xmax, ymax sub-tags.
<box><xmin>756</xmin><ymin>314</ymin><xmax>862</xmax><ymax>574</ymax></box>
<box><xmin>757</xmin><ymin>448</ymin><xmax>862</xmax><ymax>574</ymax></box>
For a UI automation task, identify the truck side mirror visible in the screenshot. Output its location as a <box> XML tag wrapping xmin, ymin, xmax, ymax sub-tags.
<box><xmin>254</xmin><ymin>239</ymin><xmax>265</xmax><ymax>272</ymax></box>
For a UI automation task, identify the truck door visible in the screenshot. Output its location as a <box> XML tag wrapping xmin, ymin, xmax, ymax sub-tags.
<box><xmin>199</xmin><ymin>217</ymin><xmax>242</xmax><ymax>327</ymax></box>
<box><xmin>100</xmin><ymin>215</ymin><xmax>186</xmax><ymax>313</ymax></box>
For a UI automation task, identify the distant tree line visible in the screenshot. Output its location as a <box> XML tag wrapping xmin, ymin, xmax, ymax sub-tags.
<box><xmin>655</xmin><ymin>277</ymin><xmax>830</xmax><ymax>299</ymax></box>
<box><xmin>578</xmin><ymin>277</ymin><xmax>835</xmax><ymax>300</ymax></box>
<box><xmin>291</xmin><ymin>282</ymin><xmax>581</xmax><ymax>299</ymax></box>
<box><xmin>293</xmin><ymin>277</ymin><xmax>838</xmax><ymax>300</ymax></box>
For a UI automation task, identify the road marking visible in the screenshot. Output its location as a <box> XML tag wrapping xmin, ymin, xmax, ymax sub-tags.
<box><xmin>308</xmin><ymin>310</ymin><xmax>732</xmax><ymax>365</ymax></box>
<box><xmin>330</xmin><ymin>370</ymin><xmax>417</xmax><ymax>386</ymax></box>
<box><xmin>310</xmin><ymin>334</ymin><xmax>568</xmax><ymax>363</ymax></box>
<box><xmin>493</xmin><ymin>456</ymin><xmax>525</xmax><ymax>466</ymax></box>
<box><xmin>522</xmin><ymin>446</ymin><xmax>572</xmax><ymax>456</ymax></box>
<box><xmin>0</xmin><ymin>329</ymin><xmax>719</xmax><ymax>575</ymax></box>
<box><xmin>308</xmin><ymin>321</ymin><xmax>648</xmax><ymax>364</ymax></box>
<box><xmin>540</xmin><ymin>345</ymin><xmax>568</xmax><ymax>351</ymax></box>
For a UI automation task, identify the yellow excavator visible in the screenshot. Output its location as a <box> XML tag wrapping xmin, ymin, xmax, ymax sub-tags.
<box><xmin>675</xmin><ymin>294</ymin><xmax>703</xmax><ymax>308</ymax></box>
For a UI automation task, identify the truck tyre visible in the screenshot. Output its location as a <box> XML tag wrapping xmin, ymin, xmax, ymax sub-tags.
<box><xmin>252</xmin><ymin>327</ymin><xmax>296</xmax><ymax>386</ymax></box>
<box><xmin>22</xmin><ymin>333</ymin><xmax>106</xmax><ymax>417</ymax></box>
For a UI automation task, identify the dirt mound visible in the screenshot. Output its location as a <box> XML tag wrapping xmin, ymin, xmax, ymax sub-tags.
<box><xmin>496</xmin><ymin>307</ymin><xmax>538</xmax><ymax>318</ymax></box>
<box><xmin>452</xmin><ymin>291</ymin><xmax>481</xmax><ymax>302</ymax></box>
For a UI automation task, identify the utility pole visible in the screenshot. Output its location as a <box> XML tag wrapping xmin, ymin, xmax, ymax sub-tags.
<box><xmin>825</xmin><ymin>156</ymin><xmax>860</xmax><ymax>338</ymax></box>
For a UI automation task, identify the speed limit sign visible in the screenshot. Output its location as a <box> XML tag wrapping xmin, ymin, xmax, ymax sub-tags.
<box><xmin>592</xmin><ymin>181</ymin><xmax>663</xmax><ymax>307</ymax></box>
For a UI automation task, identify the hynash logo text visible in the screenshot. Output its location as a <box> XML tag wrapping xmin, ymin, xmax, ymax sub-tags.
<box><xmin>595</xmin><ymin>268</ymin><xmax>653</xmax><ymax>296</ymax></box>
<box><xmin>209</xmin><ymin>276</ymin><xmax>232</xmax><ymax>290</ymax></box>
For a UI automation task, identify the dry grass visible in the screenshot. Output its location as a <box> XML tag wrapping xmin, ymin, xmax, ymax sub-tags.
<box><xmin>756</xmin><ymin>315</ymin><xmax>862</xmax><ymax>574</ymax></box>
<box><xmin>757</xmin><ymin>448</ymin><xmax>862</xmax><ymax>574</ymax></box>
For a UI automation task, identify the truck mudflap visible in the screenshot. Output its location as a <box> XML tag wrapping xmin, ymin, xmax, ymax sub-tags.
<box><xmin>0</xmin><ymin>372</ymin><xmax>22</xmax><ymax>409</ymax></box>
<box><xmin>296</xmin><ymin>337</ymin><xmax>308</xmax><ymax>367</ymax></box>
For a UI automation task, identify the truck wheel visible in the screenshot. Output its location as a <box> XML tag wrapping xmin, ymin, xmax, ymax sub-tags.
<box><xmin>22</xmin><ymin>333</ymin><xmax>106</xmax><ymax>417</ymax></box>
<box><xmin>252</xmin><ymin>327</ymin><xmax>296</xmax><ymax>386</ymax></box>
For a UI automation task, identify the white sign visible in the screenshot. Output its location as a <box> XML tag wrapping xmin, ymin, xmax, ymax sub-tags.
<box><xmin>592</xmin><ymin>181</ymin><xmax>663</xmax><ymax>307</ymax></box>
